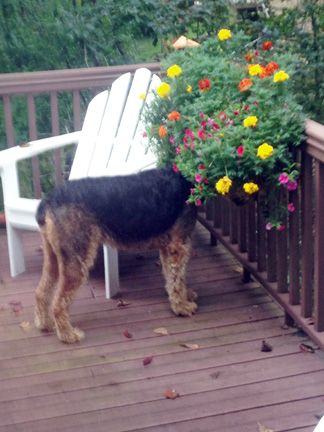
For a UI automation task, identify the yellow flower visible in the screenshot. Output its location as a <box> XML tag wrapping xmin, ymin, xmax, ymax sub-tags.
<box><xmin>257</xmin><ymin>143</ymin><xmax>274</xmax><ymax>159</ymax></box>
<box><xmin>186</xmin><ymin>84</ymin><xmax>192</xmax><ymax>93</ymax></box>
<box><xmin>218</xmin><ymin>28</ymin><xmax>232</xmax><ymax>41</ymax></box>
<box><xmin>138</xmin><ymin>92</ymin><xmax>146</xmax><ymax>100</ymax></box>
<box><xmin>215</xmin><ymin>176</ymin><xmax>232</xmax><ymax>195</ymax></box>
<box><xmin>273</xmin><ymin>70</ymin><xmax>290</xmax><ymax>83</ymax></box>
<box><xmin>156</xmin><ymin>82</ymin><xmax>171</xmax><ymax>98</ymax></box>
<box><xmin>243</xmin><ymin>116</ymin><xmax>258</xmax><ymax>128</ymax></box>
<box><xmin>243</xmin><ymin>182</ymin><xmax>259</xmax><ymax>194</ymax></box>
<box><xmin>248</xmin><ymin>64</ymin><xmax>262</xmax><ymax>76</ymax></box>
<box><xmin>167</xmin><ymin>64</ymin><xmax>182</xmax><ymax>78</ymax></box>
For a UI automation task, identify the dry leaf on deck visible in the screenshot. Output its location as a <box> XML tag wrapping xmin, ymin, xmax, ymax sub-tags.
<box><xmin>258</xmin><ymin>422</ymin><xmax>274</xmax><ymax>432</ymax></box>
<box><xmin>153</xmin><ymin>327</ymin><xmax>169</xmax><ymax>336</ymax></box>
<box><xmin>261</xmin><ymin>340</ymin><xmax>273</xmax><ymax>352</ymax></box>
<box><xmin>123</xmin><ymin>329</ymin><xmax>133</xmax><ymax>339</ymax></box>
<box><xmin>8</xmin><ymin>300</ymin><xmax>23</xmax><ymax>314</ymax></box>
<box><xmin>180</xmin><ymin>343</ymin><xmax>199</xmax><ymax>350</ymax></box>
<box><xmin>299</xmin><ymin>343</ymin><xmax>315</xmax><ymax>353</ymax></box>
<box><xmin>19</xmin><ymin>321</ymin><xmax>31</xmax><ymax>331</ymax></box>
<box><xmin>164</xmin><ymin>388</ymin><xmax>180</xmax><ymax>400</ymax></box>
<box><xmin>143</xmin><ymin>356</ymin><xmax>153</xmax><ymax>366</ymax></box>
<box><xmin>117</xmin><ymin>299</ymin><xmax>131</xmax><ymax>308</ymax></box>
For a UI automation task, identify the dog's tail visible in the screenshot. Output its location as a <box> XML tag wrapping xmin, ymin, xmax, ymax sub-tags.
<box><xmin>36</xmin><ymin>199</ymin><xmax>48</xmax><ymax>227</ymax></box>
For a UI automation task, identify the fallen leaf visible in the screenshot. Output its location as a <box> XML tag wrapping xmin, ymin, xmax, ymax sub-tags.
<box><xmin>180</xmin><ymin>342</ymin><xmax>200</xmax><ymax>350</ymax></box>
<box><xmin>299</xmin><ymin>343</ymin><xmax>315</xmax><ymax>353</ymax></box>
<box><xmin>153</xmin><ymin>327</ymin><xmax>169</xmax><ymax>336</ymax></box>
<box><xmin>210</xmin><ymin>371</ymin><xmax>220</xmax><ymax>380</ymax></box>
<box><xmin>123</xmin><ymin>329</ymin><xmax>133</xmax><ymax>339</ymax></box>
<box><xmin>19</xmin><ymin>321</ymin><xmax>31</xmax><ymax>331</ymax></box>
<box><xmin>258</xmin><ymin>422</ymin><xmax>274</xmax><ymax>432</ymax></box>
<box><xmin>164</xmin><ymin>388</ymin><xmax>180</xmax><ymax>400</ymax></box>
<box><xmin>8</xmin><ymin>300</ymin><xmax>23</xmax><ymax>314</ymax></box>
<box><xmin>261</xmin><ymin>340</ymin><xmax>273</xmax><ymax>352</ymax></box>
<box><xmin>117</xmin><ymin>299</ymin><xmax>131</xmax><ymax>308</ymax></box>
<box><xmin>143</xmin><ymin>356</ymin><xmax>153</xmax><ymax>366</ymax></box>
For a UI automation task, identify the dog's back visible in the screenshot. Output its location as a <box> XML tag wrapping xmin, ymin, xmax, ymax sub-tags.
<box><xmin>36</xmin><ymin>168</ymin><xmax>193</xmax><ymax>243</ymax></box>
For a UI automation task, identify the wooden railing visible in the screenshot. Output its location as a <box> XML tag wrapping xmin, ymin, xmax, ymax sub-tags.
<box><xmin>198</xmin><ymin>119</ymin><xmax>324</xmax><ymax>349</ymax></box>
<box><xmin>0</xmin><ymin>62</ymin><xmax>160</xmax><ymax>197</ymax></box>
<box><xmin>0</xmin><ymin>64</ymin><xmax>323</xmax><ymax>348</ymax></box>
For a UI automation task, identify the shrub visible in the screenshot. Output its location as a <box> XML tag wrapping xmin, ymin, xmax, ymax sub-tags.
<box><xmin>144</xmin><ymin>28</ymin><xmax>305</xmax><ymax>229</ymax></box>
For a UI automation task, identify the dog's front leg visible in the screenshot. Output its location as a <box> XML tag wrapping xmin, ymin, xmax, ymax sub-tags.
<box><xmin>159</xmin><ymin>236</ymin><xmax>197</xmax><ymax>316</ymax></box>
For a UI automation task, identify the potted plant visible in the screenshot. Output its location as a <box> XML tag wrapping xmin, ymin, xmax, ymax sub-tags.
<box><xmin>144</xmin><ymin>28</ymin><xmax>304</xmax><ymax>229</ymax></box>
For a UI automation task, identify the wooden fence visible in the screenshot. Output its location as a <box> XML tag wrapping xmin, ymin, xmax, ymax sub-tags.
<box><xmin>198</xmin><ymin>119</ymin><xmax>324</xmax><ymax>348</ymax></box>
<box><xmin>0</xmin><ymin>64</ymin><xmax>323</xmax><ymax>348</ymax></box>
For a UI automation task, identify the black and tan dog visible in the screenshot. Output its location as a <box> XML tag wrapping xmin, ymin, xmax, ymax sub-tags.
<box><xmin>34</xmin><ymin>168</ymin><xmax>198</xmax><ymax>343</ymax></box>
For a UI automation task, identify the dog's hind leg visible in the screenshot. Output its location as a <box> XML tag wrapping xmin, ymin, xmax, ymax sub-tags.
<box><xmin>159</xmin><ymin>235</ymin><xmax>197</xmax><ymax>316</ymax></box>
<box><xmin>51</xmin><ymin>223</ymin><xmax>102</xmax><ymax>343</ymax></box>
<box><xmin>34</xmin><ymin>231</ymin><xmax>59</xmax><ymax>332</ymax></box>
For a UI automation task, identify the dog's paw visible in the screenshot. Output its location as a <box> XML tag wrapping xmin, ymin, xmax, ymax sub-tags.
<box><xmin>57</xmin><ymin>327</ymin><xmax>85</xmax><ymax>344</ymax></box>
<box><xmin>171</xmin><ymin>300</ymin><xmax>198</xmax><ymax>317</ymax></box>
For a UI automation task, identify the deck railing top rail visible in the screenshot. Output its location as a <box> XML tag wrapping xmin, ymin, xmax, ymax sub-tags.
<box><xmin>0</xmin><ymin>62</ymin><xmax>161</xmax><ymax>95</ymax></box>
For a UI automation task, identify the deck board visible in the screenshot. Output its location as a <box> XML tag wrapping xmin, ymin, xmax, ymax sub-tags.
<box><xmin>0</xmin><ymin>224</ymin><xmax>323</xmax><ymax>432</ymax></box>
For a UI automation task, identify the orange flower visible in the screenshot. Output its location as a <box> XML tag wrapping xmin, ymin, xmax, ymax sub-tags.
<box><xmin>266</xmin><ymin>61</ymin><xmax>279</xmax><ymax>74</ymax></box>
<box><xmin>158</xmin><ymin>125</ymin><xmax>168</xmax><ymax>138</ymax></box>
<box><xmin>244</xmin><ymin>52</ymin><xmax>254</xmax><ymax>62</ymax></box>
<box><xmin>239</xmin><ymin>78</ymin><xmax>253</xmax><ymax>92</ymax></box>
<box><xmin>167</xmin><ymin>111</ymin><xmax>181</xmax><ymax>121</ymax></box>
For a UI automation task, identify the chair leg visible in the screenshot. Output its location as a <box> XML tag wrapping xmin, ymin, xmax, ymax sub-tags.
<box><xmin>7</xmin><ymin>223</ymin><xmax>26</xmax><ymax>276</ymax></box>
<box><xmin>103</xmin><ymin>244</ymin><xmax>120</xmax><ymax>298</ymax></box>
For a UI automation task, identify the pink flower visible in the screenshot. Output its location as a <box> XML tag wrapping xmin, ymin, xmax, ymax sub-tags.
<box><xmin>185</xmin><ymin>128</ymin><xmax>195</xmax><ymax>138</ymax></box>
<box><xmin>199</xmin><ymin>112</ymin><xmax>205</xmax><ymax>119</ymax></box>
<box><xmin>287</xmin><ymin>202</ymin><xmax>295</xmax><ymax>212</ymax></box>
<box><xmin>172</xmin><ymin>163</ymin><xmax>179</xmax><ymax>173</ymax></box>
<box><xmin>208</xmin><ymin>118</ymin><xmax>214</xmax><ymax>125</ymax></box>
<box><xmin>287</xmin><ymin>180</ymin><xmax>298</xmax><ymax>191</ymax></box>
<box><xmin>225</xmin><ymin>119</ymin><xmax>233</xmax><ymax>126</ymax></box>
<box><xmin>190</xmin><ymin>188</ymin><xmax>196</xmax><ymax>195</ymax></box>
<box><xmin>219</xmin><ymin>112</ymin><xmax>227</xmax><ymax>121</ymax></box>
<box><xmin>175</xmin><ymin>146</ymin><xmax>181</xmax><ymax>155</ymax></box>
<box><xmin>169</xmin><ymin>135</ymin><xmax>175</xmax><ymax>145</ymax></box>
<box><xmin>195</xmin><ymin>198</ymin><xmax>203</xmax><ymax>206</ymax></box>
<box><xmin>237</xmin><ymin>145</ymin><xmax>245</xmax><ymax>157</ymax></box>
<box><xmin>195</xmin><ymin>173</ymin><xmax>203</xmax><ymax>183</ymax></box>
<box><xmin>212</xmin><ymin>122</ymin><xmax>220</xmax><ymax>130</ymax></box>
<box><xmin>197</xmin><ymin>129</ymin><xmax>206</xmax><ymax>140</ymax></box>
<box><xmin>278</xmin><ymin>173</ymin><xmax>289</xmax><ymax>184</ymax></box>
<box><xmin>201</xmin><ymin>120</ymin><xmax>207</xmax><ymax>128</ymax></box>
<box><xmin>277</xmin><ymin>224</ymin><xmax>285</xmax><ymax>232</ymax></box>
<box><xmin>265</xmin><ymin>222</ymin><xmax>273</xmax><ymax>231</ymax></box>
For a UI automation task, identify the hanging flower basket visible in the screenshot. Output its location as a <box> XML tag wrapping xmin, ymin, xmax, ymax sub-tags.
<box><xmin>144</xmin><ymin>28</ymin><xmax>304</xmax><ymax>229</ymax></box>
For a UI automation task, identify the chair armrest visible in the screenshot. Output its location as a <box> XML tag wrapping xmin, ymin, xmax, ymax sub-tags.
<box><xmin>0</xmin><ymin>131</ymin><xmax>81</xmax><ymax>171</ymax></box>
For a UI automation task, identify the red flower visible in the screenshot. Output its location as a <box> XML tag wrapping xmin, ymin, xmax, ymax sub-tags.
<box><xmin>266</xmin><ymin>61</ymin><xmax>279</xmax><ymax>74</ymax></box>
<box><xmin>198</xmin><ymin>164</ymin><xmax>205</xmax><ymax>170</ymax></box>
<box><xmin>262</xmin><ymin>40</ymin><xmax>273</xmax><ymax>51</ymax></box>
<box><xmin>197</xmin><ymin>129</ymin><xmax>206</xmax><ymax>140</ymax></box>
<box><xmin>237</xmin><ymin>145</ymin><xmax>245</xmax><ymax>157</ymax></box>
<box><xmin>199</xmin><ymin>78</ymin><xmax>211</xmax><ymax>92</ymax></box>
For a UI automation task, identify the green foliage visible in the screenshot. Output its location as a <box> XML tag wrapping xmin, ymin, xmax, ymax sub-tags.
<box><xmin>144</xmin><ymin>29</ymin><xmax>305</xmax><ymax>228</ymax></box>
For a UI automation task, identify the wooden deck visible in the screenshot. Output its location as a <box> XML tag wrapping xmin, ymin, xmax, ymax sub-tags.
<box><xmin>0</xmin><ymin>223</ymin><xmax>323</xmax><ymax>432</ymax></box>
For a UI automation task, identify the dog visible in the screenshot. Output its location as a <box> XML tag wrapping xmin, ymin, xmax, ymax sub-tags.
<box><xmin>34</xmin><ymin>168</ymin><xmax>198</xmax><ymax>343</ymax></box>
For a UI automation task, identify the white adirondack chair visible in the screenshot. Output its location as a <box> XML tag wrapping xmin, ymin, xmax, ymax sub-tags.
<box><xmin>0</xmin><ymin>67</ymin><xmax>160</xmax><ymax>298</ymax></box>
